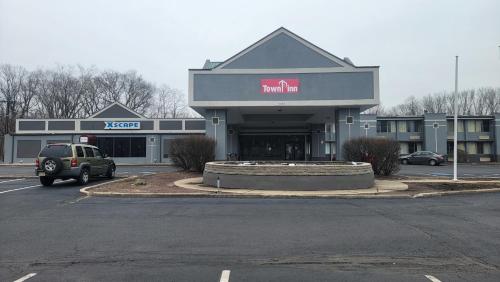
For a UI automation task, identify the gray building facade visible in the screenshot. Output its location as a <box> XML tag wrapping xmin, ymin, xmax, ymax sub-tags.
<box><xmin>189</xmin><ymin>27</ymin><xmax>379</xmax><ymax>161</ymax></box>
<box><xmin>4</xmin><ymin>103</ymin><xmax>205</xmax><ymax>164</ymax></box>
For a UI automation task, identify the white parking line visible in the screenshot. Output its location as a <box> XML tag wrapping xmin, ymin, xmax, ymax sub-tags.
<box><xmin>425</xmin><ymin>274</ymin><xmax>442</xmax><ymax>282</ymax></box>
<box><xmin>220</xmin><ymin>270</ymin><xmax>230</xmax><ymax>282</ymax></box>
<box><xmin>0</xmin><ymin>178</ymin><xmax>25</xmax><ymax>184</ymax></box>
<box><xmin>13</xmin><ymin>273</ymin><xmax>37</xmax><ymax>282</ymax></box>
<box><xmin>0</xmin><ymin>180</ymin><xmax>73</xmax><ymax>194</ymax></box>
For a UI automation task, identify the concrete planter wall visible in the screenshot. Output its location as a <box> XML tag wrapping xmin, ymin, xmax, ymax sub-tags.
<box><xmin>203</xmin><ymin>161</ymin><xmax>374</xmax><ymax>190</ymax></box>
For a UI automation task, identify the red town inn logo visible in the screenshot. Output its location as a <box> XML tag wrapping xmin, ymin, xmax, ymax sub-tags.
<box><xmin>260</xmin><ymin>79</ymin><xmax>300</xmax><ymax>94</ymax></box>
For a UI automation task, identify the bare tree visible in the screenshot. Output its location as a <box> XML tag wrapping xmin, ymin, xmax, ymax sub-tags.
<box><xmin>150</xmin><ymin>85</ymin><xmax>189</xmax><ymax>118</ymax></box>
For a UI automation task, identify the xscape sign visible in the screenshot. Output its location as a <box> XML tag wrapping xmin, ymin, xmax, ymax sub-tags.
<box><xmin>260</xmin><ymin>78</ymin><xmax>300</xmax><ymax>94</ymax></box>
<box><xmin>104</xmin><ymin>121</ymin><xmax>141</xmax><ymax>130</ymax></box>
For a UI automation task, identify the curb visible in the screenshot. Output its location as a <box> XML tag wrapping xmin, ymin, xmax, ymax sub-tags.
<box><xmin>79</xmin><ymin>176</ymin><xmax>500</xmax><ymax>199</ymax></box>
<box><xmin>80</xmin><ymin>177</ymin><xmax>135</xmax><ymax>196</ymax></box>
<box><xmin>413</xmin><ymin>187</ymin><xmax>500</xmax><ymax>198</ymax></box>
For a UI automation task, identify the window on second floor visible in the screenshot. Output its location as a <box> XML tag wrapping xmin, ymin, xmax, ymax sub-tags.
<box><xmin>377</xmin><ymin>120</ymin><xmax>396</xmax><ymax>133</ymax></box>
<box><xmin>467</xmin><ymin>120</ymin><xmax>490</xmax><ymax>133</ymax></box>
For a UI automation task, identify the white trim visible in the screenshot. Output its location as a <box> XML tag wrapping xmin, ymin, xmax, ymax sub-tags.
<box><xmin>88</xmin><ymin>102</ymin><xmax>147</xmax><ymax>119</ymax></box>
<box><xmin>214</xmin><ymin>28</ymin><xmax>355</xmax><ymax>70</ymax></box>
<box><xmin>190</xmin><ymin>99</ymin><xmax>378</xmax><ymax>108</ymax></box>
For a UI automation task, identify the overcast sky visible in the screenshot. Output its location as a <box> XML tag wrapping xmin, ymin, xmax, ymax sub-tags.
<box><xmin>1</xmin><ymin>0</ymin><xmax>499</xmax><ymax>107</ymax></box>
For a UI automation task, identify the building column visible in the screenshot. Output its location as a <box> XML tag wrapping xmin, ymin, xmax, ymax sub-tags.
<box><xmin>335</xmin><ymin>108</ymin><xmax>361</xmax><ymax>160</ymax></box>
<box><xmin>204</xmin><ymin>109</ymin><xmax>227</xmax><ymax>160</ymax></box>
<box><xmin>495</xmin><ymin>114</ymin><xmax>500</xmax><ymax>162</ymax></box>
<box><xmin>424</xmin><ymin>113</ymin><xmax>447</xmax><ymax>155</ymax></box>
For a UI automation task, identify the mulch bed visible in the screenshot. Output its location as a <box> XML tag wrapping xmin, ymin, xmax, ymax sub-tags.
<box><xmin>93</xmin><ymin>171</ymin><xmax>202</xmax><ymax>194</ymax></box>
<box><xmin>405</xmin><ymin>182</ymin><xmax>500</xmax><ymax>192</ymax></box>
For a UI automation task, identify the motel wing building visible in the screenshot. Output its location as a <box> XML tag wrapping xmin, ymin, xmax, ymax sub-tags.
<box><xmin>4</xmin><ymin>28</ymin><xmax>500</xmax><ymax>163</ymax></box>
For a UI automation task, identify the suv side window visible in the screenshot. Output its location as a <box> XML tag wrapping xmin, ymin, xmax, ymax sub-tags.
<box><xmin>84</xmin><ymin>147</ymin><xmax>94</xmax><ymax>158</ymax></box>
<box><xmin>76</xmin><ymin>146</ymin><xmax>84</xmax><ymax>157</ymax></box>
<box><xmin>93</xmin><ymin>148</ymin><xmax>102</xmax><ymax>158</ymax></box>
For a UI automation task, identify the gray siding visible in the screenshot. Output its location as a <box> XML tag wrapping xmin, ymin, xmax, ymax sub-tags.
<box><xmin>424</xmin><ymin>113</ymin><xmax>447</xmax><ymax>155</ymax></box>
<box><xmin>19</xmin><ymin>121</ymin><xmax>45</xmax><ymax>131</ymax></box>
<box><xmin>336</xmin><ymin>108</ymin><xmax>361</xmax><ymax>160</ymax></box>
<box><xmin>93</xmin><ymin>104</ymin><xmax>141</xmax><ymax>118</ymax></box>
<box><xmin>185</xmin><ymin>120</ymin><xmax>205</xmax><ymax>130</ymax></box>
<box><xmin>204</xmin><ymin>110</ymin><xmax>227</xmax><ymax>160</ymax></box>
<box><xmin>222</xmin><ymin>32</ymin><xmax>342</xmax><ymax>69</ymax></box>
<box><xmin>80</xmin><ymin>121</ymin><xmax>106</xmax><ymax>130</ymax></box>
<box><xmin>193</xmin><ymin>72</ymin><xmax>374</xmax><ymax>101</ymax></box>
<box><xmin>160</xmin><ymin>120</ymin><xmax>182</xmax><ymax>130</ymax></box>
<box><xmin>48</xmin><ymin>120</ymin><xmax>75</xmax><ymax>130</ymax></box>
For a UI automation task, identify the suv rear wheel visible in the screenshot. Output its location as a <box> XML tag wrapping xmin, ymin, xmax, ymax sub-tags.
<box><xmin>40</xmin><ymin>176</ymin><xmax>55</xmax><ymax>186</ymax></box>
<box><xmin>77</xmin><ymin>168</ymin><xmax>90</xmax><ymax>185</ymax></box>
<box><xmin>42</xmin><ymin>157</ymin><xmax>63</xmax><ymax>175</ymax></box>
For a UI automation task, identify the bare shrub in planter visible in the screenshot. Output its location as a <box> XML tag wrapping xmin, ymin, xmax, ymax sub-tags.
<box><xmin>343</xmin><ymin>137</ymin><xmax>400</xmax><ymax>176</ymax></box>
<box><xmin>169</xmin><ymin>136</ymin><xmax>215</xmax><ymax>172</ymax></box>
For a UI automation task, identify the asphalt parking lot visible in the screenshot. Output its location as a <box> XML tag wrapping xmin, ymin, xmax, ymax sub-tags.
<box><xmin>1</xmin><ymin>164</ymin><xmax>500</xmax><ymax>281</ymax></box>
<box><xmin>397</xmin><ymin>163</ymin><xmax>500</xmax><ymax>178</ymax></box>
<box><xmin>1</xmin><ymin>182</ymin><xmax>500</xmax><ymax>281</ymax></box>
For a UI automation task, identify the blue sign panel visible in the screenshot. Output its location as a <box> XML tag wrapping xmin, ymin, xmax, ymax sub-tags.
<box><xmin>104</xmin><ymin>121</ymin><xmax>141</xmax><ymax>130</ymax></box>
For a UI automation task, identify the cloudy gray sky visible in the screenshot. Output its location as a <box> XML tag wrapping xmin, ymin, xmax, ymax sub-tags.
<box><xmin>1</xmin><ymin>0</ymin><xmax>499</xmax><ymax>107</ymax></box>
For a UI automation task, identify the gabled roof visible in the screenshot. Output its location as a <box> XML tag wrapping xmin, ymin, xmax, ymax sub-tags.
<box><xmin>213</xmin><ymin>27</ymin><xmax>367</xmax><ymax>70</ymax></box>
<box><xmin>88</xmin><ymin>102</ymin><xmax>147</xmax><ymax>119</ymax></box>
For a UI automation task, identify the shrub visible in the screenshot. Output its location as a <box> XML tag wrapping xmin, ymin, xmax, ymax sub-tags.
<box><xmin>448</xmin><ymin>148</ymin><xmax>467</xmax><ymax>163</ymax></box>
<box><xmin>169</xmin><ymin>135</ymin><xmax>216</xmax><ymax>172</ymax></box>
<box><xmin>342</xmin><ymin>137</ymin><xmax>400</xmax><ymax>176</ymax></box>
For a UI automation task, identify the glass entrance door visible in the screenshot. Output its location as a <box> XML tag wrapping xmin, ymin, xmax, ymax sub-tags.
<box><xmin>239</xmin><ymin>134</ymin><xmax>307</xmax><ymax>161</ymax></box>
<box><xmin>285</xmin><ymin>142</ymin><xmax>304</xmax><ymax>161</ymax></box>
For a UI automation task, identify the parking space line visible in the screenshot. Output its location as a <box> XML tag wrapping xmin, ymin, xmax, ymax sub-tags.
<box><xmin>0</xmin><ymin>184</ymin><xmax>42</xmax><ymax>194</ymax></box>
<box><xmin>0</xmin><ymin>178</ymin><xmax>25</xmax><ymax>184</ymax></box>
<box><xmin>425</xmin><ymin>274</ymin><xmax>442</xmax><ymax>282</ymax></box>
<box><xmin>0</xmin><ymin>180</ymin><xmax>73</xmax><ymax>194</ymax></box>
<box><xmin>220</xmin><ymin>270</ymin><xmax>230</xmax><ymax>282</ymax></box>
<box><xmin>13</xmin><ymin>273</ymin><xmax>37</xmax><ymax>282</ymax></box>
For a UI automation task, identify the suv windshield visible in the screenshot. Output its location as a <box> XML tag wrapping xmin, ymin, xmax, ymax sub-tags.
<box><xmin>39</xmin><ymin>145</ymin><xmax>73</xmax><ymax>158</ymax></box>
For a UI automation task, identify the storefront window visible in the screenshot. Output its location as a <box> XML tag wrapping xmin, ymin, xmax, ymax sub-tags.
<box><xmin>131</xmin><ymin>137</ymin><xmax>146</xmax><ymax>157</ymax></box>
<box><xmin>96</xmin><ymin>137</ymin><xmax>146</xmax><ymax>158</ymax></box>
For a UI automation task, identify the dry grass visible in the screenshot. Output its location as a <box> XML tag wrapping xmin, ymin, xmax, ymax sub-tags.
<box><xmin>94</xmin><ymin>171</ymin><xmax>202</xmax><ymax>194</ymax></box>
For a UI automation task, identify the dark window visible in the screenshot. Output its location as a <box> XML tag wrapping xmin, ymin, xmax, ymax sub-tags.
<box><xmin>93</xmin><ymin>148</ymin><xmax>102</xmax><ymax>158</ymax></box>
<box><xmin>39</xmin><ymin>144</ymin><xmax>73</xmax><ymax>158</ymax></box>
<box><xmin>212</xmin><ymin>117</ymin><xmax>219</xmax><ymax>125</ymax></box>
<box><xmin>346</xmin><ymin>116</ymin><xmax>353</xmax><ymax>124</ymax></box>
<box><xmin>97</xmin><ymin>137</ymin><xmax>114</xmax><ymax>157</ymax></box>
<box><xmin>414</xmin><ymin>121</ymin><xmax>424</xmax><ymax>132</ymax></box>
<box><xmin>76</xmin><ymin>146</ymin><xmax>84</xmax><ymax>157</ymax></box>
<box><xmin>96</xmin><ymin>137</ymin><xmax>146</xmax><ymax>158</ymax></box>
<box><xmin>377</xmin><ymin>121</ymin><xmax>389</xmax><ymax>133</ymax></box>
<box><xmin>131</xmin><ymin>137</ymin><xmax>146</xmax><ymax>157</ymax></box>
<box><xmin>481</xmin><ymin>120</ymin><xmax>490</xmax><ymax>132</ymax></box>
<box><xmin>114</xmin><ymin>137</ymin><xmax>130</xmax><ymax>157</ymax></box>
<box><xmin>84</xmin><ymin>147</ymin><xmax>94</xmax><ymax>158</ymax></box>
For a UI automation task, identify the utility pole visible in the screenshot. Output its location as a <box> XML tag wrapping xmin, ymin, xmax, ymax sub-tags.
<box><xmin>453</xmin><ymin>56</ymin><xmax>459</xmax><ymax>181</ymax></box>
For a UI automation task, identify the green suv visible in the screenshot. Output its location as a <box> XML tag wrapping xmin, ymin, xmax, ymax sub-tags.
<box><xmin>35</xmin><ymin>143</ymin><xmax>116</xmax><ymax>186</ymax></box>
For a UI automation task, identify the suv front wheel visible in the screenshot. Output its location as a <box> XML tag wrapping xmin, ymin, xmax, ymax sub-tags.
<box><xmin>40</xmin><ymin>176</ymin><xmax>55</xmax><ymax>186</ymax></box>
<box><xmin>77</xmin><ymin>168</ymin><xmax>90</xmax><ymax>185</ymax></box>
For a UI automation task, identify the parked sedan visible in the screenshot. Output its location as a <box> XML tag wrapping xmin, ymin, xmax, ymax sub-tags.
<box><xmin>399</xmin><ymin>151</ymin><xmax>445</xmax><ymax>166</ymax></box>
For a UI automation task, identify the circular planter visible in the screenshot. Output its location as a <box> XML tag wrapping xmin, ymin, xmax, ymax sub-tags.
<box><xmin>203</xmin><ymin>161</ymin><xmax>374</xmax><ymax>190</ymax></box>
